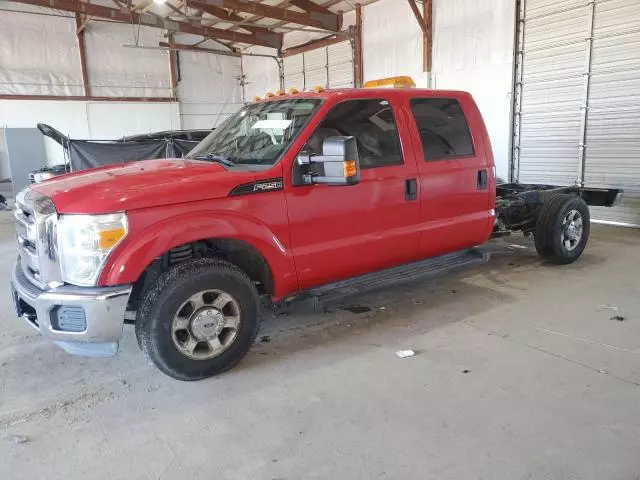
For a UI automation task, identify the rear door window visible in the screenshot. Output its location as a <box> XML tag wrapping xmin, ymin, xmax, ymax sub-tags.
<box><xmin>409</xmin><ymin>98</ymin><xmax>474</xmax><ymax>161</ymax></box>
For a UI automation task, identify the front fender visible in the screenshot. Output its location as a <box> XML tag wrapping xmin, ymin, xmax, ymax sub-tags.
<box><xmin>98</xmin><ymin>207</ymin><xmax>297</xmax><ymax>299</ymax></box>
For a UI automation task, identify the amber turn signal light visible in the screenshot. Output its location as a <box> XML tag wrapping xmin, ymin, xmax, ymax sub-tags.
<box><xmin>97</xmin><ymin>227</ymin><xmax>126</xmax><ymax>250</ymax></box>
<box><xmin>343</xmin><ymin>160</ymin><xmax>357</xmax><ymax>177</ymax></box>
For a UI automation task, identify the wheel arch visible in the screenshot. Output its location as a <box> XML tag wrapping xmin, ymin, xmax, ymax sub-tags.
<box><xmin>98</xmin><ymin>211</ymin><xmax>297</xmax><ymax>300</ymax></box>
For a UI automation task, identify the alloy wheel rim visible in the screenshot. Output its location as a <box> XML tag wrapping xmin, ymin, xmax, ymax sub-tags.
<box><xmin>171</xmin><ymin>289</ymin><xmax>241</xmax><ymax>360</ymax></box>
<box><xmin>561</xmin><ymin>209</ymin><xmax>583</xmax><ymax>251</ymax></box>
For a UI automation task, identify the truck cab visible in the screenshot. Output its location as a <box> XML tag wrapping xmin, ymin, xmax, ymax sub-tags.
<box><xmin>283</xmin><ymin>86</ymin><xmax>495</xmax><ymax>289</ymax></box>
<box><xmin>12</xmin><ymin>77</ymin><xmax>598</xmax><ymax>380</ymax></box>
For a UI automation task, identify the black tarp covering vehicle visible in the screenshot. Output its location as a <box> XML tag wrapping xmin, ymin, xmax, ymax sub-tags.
<box><xmin>29</xmin><ymin>124</ymin><xmax>212</xmax><ymax>183</ymax></box>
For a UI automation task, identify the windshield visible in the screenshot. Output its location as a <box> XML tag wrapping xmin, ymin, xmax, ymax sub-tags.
<box><xmin>187</xmin><ymin>98</ymin><xmax>322</xmax><ymax>167</ymax></box>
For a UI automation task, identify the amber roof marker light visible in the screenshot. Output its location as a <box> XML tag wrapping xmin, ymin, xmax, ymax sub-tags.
<box><xmin>363</xmin><ymin>76</ymin><xmax>416</xmax><ymax>88</ymax></box>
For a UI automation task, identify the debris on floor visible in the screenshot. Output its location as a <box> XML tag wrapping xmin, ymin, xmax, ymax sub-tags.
<box><xmin>260</xmin><ymin>335</ymin><xmax>271</xmax><ymax>343</ymax></box>
<box><xmin>599</xmin><ymin>305</ymin><xmax>626</xmax><ymax>321</ymax></box>
<box><xmin>462</xmin><ymin>369</ymin><xmax>471</xmax><ymax>374</ymax></box>
<box><xmin>599</xmin><ymin>304</ymin><xmax>620</xmax><ymax>312</ymax></box>
<box><xmin>5</xmin><ymin>434</ymin><xmax>29</xmax><ymax>444</ymax></box>
<box><xmin>395</xmin><ymin>349</ymin><xmax>416</xmax><ymax>358</ymax></box>
<box><xmin>341</xmin><ymin>305</ymin><xmax>371</xmax><ymax>314</ymax></box>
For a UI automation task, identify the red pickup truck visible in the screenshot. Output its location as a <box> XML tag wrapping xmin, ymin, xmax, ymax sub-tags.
<box><xmin>11</xmin><ymin>78</ymin><xmax>620</xmax><ymax>380</ymax></box>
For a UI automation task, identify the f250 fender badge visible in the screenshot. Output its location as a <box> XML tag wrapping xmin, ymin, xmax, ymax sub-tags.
<box><xmin>229</xmin><ymin>178</ymin><xmax>284</xmax><ymax>196</ymax></box>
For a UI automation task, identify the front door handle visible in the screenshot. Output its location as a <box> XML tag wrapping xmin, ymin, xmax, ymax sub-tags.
<box><xmin>405</xmin><ymin>178</ymin><xmax>417</xmax><ymax>201</ymax></box>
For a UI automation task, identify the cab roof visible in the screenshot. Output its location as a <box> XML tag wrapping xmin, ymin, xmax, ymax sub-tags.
<box><xmin>253</xmin><ymin>76</ymin><xmax>471</xmax><ymax>102</ymax></box>
<box><xmin>254</xmin><ymin>87</ymin><xmax>472</xmax><ymax>102</ymax></box>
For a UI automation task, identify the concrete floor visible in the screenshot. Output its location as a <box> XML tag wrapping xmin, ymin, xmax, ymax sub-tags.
<box><xmin>1</xmin><ymin>208</ymin><xmax>639</xmax><ymax>480</ymax></box>
<box><xmin>0</xmin><ymin>181</ymin><xmax>13</xmax><ymax>206</ymax></box>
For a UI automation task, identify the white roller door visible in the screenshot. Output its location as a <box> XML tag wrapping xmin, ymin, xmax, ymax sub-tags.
<box><xmin>304</xmin><ymin>48</ymin><xmax>328</xmax><ymax>88</ymax></box>
<box><xmin>328</xmin><ymin>41</ymin><xmax>355</xmax><ymax>88</ymax></box>
<box><xmin>585</xmin><ymin>0</ymin><xmax>640</xmax><ymax>225</ymax></box>
<box><xmin>513</xmin><ymin>0</ymin><xmax>589</xmax><ymax>186</ymax></box>
<box><xmin>283</xmin><ymin>54</ymin><xmax>304</xmax><ymax>91</ymax></box>
<box><xmin>283</xmin><ymin>40</ymin><xmax>354</xmax><ymax>91</ymax></box>
<box><xmin>513</xmin><ymin>0</ymin><xmax>640</xmax><ymax>226</ymax></box>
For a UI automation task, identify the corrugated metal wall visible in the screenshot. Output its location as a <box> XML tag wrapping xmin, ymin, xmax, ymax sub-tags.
<box><xmin>514</xmin><ymin>0</ymin><xmax>640</xmax><ymax>226</ymax></box>
<box><xmin>283</xmin><ymin>41</ymin><xmax>354</xmax><ymax>91</ymax></box>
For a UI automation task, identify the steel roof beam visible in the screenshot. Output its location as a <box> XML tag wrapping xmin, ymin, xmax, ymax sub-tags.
<box><xmin>12</xmin><ymin>0</ymin><xmax>282</xmax><ymax>48</ymax></box>
<box><xmin>201</xmin><ymin>0</ymin><xmax>340</xmax><ymax>31</ymax></box>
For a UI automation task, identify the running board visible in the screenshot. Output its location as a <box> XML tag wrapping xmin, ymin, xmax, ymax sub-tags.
<box><xmin>304</xmin><ymin>248</ymin><xmax>490</xmax><ymax>306</ymax></box>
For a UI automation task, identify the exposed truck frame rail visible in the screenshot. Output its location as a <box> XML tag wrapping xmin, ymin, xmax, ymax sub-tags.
<box><xmin>494</xmin><ymin>183</ymin><xmax>622</xmax><ymax>236</ymax></box>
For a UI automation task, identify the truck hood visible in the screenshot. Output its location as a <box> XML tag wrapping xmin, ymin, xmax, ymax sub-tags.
<box><xmin>32</xmin><ymin>159</ymin><xmax>256</xmax><ymax>214</ymax></box>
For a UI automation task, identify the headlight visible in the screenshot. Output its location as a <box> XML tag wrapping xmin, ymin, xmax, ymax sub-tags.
<box><xmin>58</xmin><ymin>213</ymin><xmax>128</xmax><ymax>286</ymax></box>
<box><xmin>32</xmin><ymin>172</ymin><xmax>56</xmax><ymax>183</ymax></box>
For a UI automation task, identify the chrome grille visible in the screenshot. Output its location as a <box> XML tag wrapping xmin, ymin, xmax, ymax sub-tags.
<box><xmin>15</xmin><ymin>193</ymin><xmax>41</xmax><ymax>285</ymax></box>
<box><xmin>13</xmin><ymin>258</ymin><xmax>45</xmax><ymax>298</ymax></box>
<box><xmin>14</xmin><ymin>188</ymin><xmax>62</xmax><ymax>289</ymax></box>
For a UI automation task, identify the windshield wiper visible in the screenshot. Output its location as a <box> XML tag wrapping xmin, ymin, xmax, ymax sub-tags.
<box><xmin>192</xmin><ymin>154</ymin><xmax>235</xmax><ymax>167</ymax></box>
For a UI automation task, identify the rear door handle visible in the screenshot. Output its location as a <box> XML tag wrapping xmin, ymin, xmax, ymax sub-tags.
<box><xmin>405</xmin><ymin>178</ymin><xmax>417</xmax><ymax>201</ymax></box>
<box><xmin>477</xmin><ymin>169</ymin><xmax>488</xmax><ymax>190</ymax></box>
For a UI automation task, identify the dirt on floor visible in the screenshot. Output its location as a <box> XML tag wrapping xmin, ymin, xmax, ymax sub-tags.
<box><xmin>1</xmin><ymin>208</ymin><xmax>639</xmax><ymax>479</ymax></box>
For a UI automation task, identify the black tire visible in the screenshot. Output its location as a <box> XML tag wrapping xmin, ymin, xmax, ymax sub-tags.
<box><xmin>135</xmin><ymin>315</ymin><xmax>144</xmax><ymax>350</ymax></box>
<box><xmin>533</xmin><ymin>230</ymin><xmax>547</xmax><ymax>256</ymax></box>
<box><xmin>135</xmin><ymin>259</ymin><xmax>260</xmax><ymax>381</ymax></box>
<box><xmin>534</xmin><ymin>194</ymin><xmax>590</xmax><ymax>264</ymax></box>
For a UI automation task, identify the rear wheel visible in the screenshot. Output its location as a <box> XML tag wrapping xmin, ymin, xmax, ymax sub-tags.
<box><xmin>534</xmin><ymin>194</ymin><xmax>590</xmax><ymax>264</ymax></box>
<box><xmin>135</xmin><ymin>259</ymin><xmax>260</xmax><ymax>381</ymax></box>
<box><xmin>533</xmin><ymin>230</ymin><xmax>548</xmax><ymax>256</ymax></box>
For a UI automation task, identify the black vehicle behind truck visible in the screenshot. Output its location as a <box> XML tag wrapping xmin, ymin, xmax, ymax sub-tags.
<box><xmin>28</xmin><ymin>124</ymin><xmax>213</xmax><ymax>184</ymax></box>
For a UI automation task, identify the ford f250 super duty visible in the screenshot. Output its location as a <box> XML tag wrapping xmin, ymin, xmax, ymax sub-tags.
<box><xmin>11</xmin><ymin>77</ymin><xmax>620</xmax><ymax>380</ymax></box>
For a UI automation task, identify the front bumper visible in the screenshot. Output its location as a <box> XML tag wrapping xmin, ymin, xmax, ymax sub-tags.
<box><xmin>11</xmin><ymin>259</ymin><xmax>132</xmax><ymax>357</ymax></box>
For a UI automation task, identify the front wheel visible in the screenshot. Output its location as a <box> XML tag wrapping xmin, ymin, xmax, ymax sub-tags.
<box><xmin>534</xmin><ymin>194</ymin><xmax>590</xmax><ymax>264</ymax></box>
<box><xmin>136</xmin><ymin>259</ymin><xmax>260</xmax><ymax>381</ymax></box>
